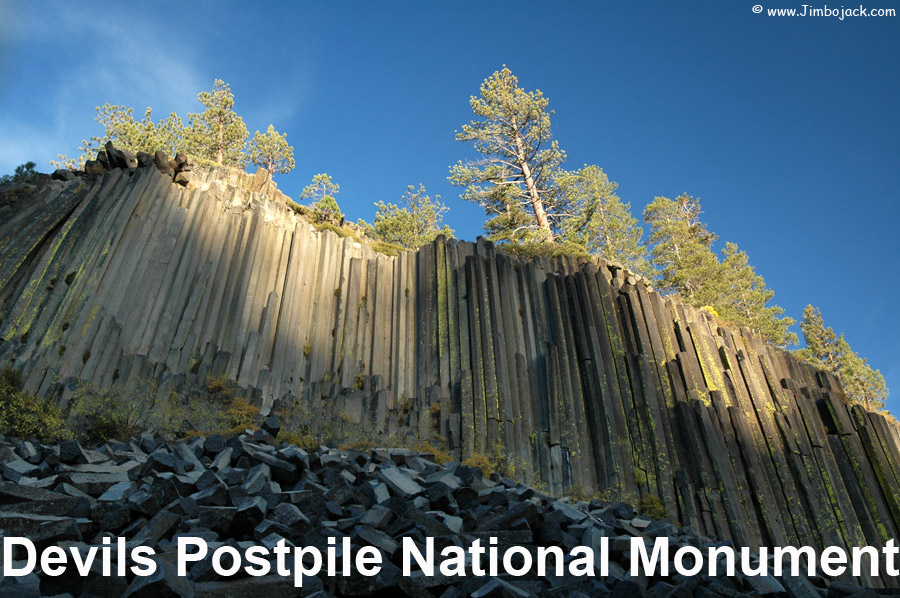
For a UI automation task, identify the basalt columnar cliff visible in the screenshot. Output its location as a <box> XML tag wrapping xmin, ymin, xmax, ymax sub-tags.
<box><xmin>2</xmin><ymin>154</ymin><xmax>899</xmax><ymax>586</ymax></box>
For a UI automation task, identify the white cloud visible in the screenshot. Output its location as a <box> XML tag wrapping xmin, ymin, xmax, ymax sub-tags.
<box><xmin>0</xmin><ymin>2</ymin><xmax>208</xmax><ymax>172</ymax></box>
<box><xmin>1</xmin><ymin>2</ymin><xmax>316</xmax><ymax>174</ymax></box>
<box><xmin>48</xmin><ymin>6</ymin><xmax>206</xmax><ymax>112</ymax></box>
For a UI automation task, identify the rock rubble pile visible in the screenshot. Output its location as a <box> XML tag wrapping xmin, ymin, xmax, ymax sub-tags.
<box><xmin>49</xmin><ymin>141</ymin><xmax>196</xmax><ymax>187</ymax></box>
<box><xmin>0</xmin><ymin>422</ymin><xmax>873</xmax><ymax>598</ymax></box>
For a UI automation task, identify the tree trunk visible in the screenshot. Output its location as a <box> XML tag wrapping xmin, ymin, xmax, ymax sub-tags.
<box><xmin>216</xmin><ymin>115</ymin><xmax>224</xmax><ymax>166</ymax></box>
<box><xmin>514</xmin><ymin>132</ymin><xmax>554</xmax><ymax>242</ymax></box>
<box><xmin>598</xmin><ymin>203</ymin><xmax>612</xmax><ymax>251</ymax></box>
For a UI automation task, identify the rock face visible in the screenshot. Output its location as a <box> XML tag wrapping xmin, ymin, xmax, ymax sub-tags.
<box><xmin>0</xmin><ymin>433</ymin><xmax>855</xmax><ymax>596</ymax></box>
<box><xmin>1</xmin><ymin>149</ymin><xmax>900</xmax><ymax>588</ymax></box>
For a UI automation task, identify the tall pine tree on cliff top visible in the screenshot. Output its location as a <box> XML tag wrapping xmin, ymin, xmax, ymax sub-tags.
<box><xmin>52</xmin><ymin>79</ymin><xmax>265</xmax><ymax>171</ymax></box>
<box><xmin>301</xmin><ymin>173</ymin><xmax>343</xmax><ymax>225</ymax></box>
<box><xmin>52</xmin><ymin>105</ymin><xmax>184</xmax><ymax>170</ymax></box>
<box><xmin>644</xmin><ymin>194</ymin><xmax>720</xmax><ymax>304</ymax></box>
<box><xmin>715</xmin><ymin>242</ymin><xmax>796</xmax><ymax>347</ymax></box>
<box><xmin>369</xmin><ymin>184</ymin><xmax>455</xmax><ymax>249</ymax></box>
<box><xmin>645</xmin><ymin>194</ymin><xmax>794</xmax><ymax>347</ymax></box>
<box><xmin>556</xmin><ymin>164</ymin><xmax>651</xmax><ymax>277</ymax></box>
<box><xmin>183</xmin><ymin>79</ymin><xmax>249</xmax><ymax>167</ymax></box>
<box><xmin>249</xmin><ymin>125</ymin><xmax>295</xmax><ymax>174</ymax></box>
<box><xmin>796</xmin><ymin>305</ymin><xmax>888</xmax><ymax>409</ymax></box>
<box><xmin>450</xmin><ymin>67</ymin><xmax>566</xmax><ymax>243</ymax></box>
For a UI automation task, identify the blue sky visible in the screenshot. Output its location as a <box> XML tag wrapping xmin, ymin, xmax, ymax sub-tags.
<box><xmin>2</xmin><ymin>1</ymin><xmax>898</xmax><ymax>411</ymax></box>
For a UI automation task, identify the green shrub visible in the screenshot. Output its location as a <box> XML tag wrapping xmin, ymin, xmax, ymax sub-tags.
<box><xmin>397</xmin><ymin>395</ymin><xmax>413</xmax><ymax>413</ymax></box>
<box><xmin>0</xmin><ymin>368</ymin><xmax>71</xmax><ymax>441</ymax></box>
<box><xmin>184</xmin><ymin>375</ymin><xmax>259</xmax><ymax>437</ymax></box>
<box><xmin>0</xmin><ymin>162</ymin><xmax>40</xmax><ymax>185</ymax></box>
<box><xmin>314</xmin><ymin>221</ymin><xmax>358</xmax><ymax>241</ymax></box>
<box><xmin>339</xmin><ymin>439</ymin><xmax>375</xmax><ymax>451</ymax></box>
<box><xmin>414</xmin><ymin>441</ymin><xmax>453</xmax><ymax>465</ymax></box>
<box><xmin>639</xmin><ymin>495</ymin><xmax>668</xmax><ymax>520</ymax></box>
<box><xmin>462</xmin><ymin>453</ymin><xmax>494</xmax><ymax>476</ymax></box>
<box><xmin>276</xmin><ymin>398</ymin><xmax>408</xmax><ymax>453</ymax></box>
<box><xmin>69</xmin><ymin>378</ymin><xmax>171</xmax><ymax>441</ymax></box>
<box><xmin>503</xmin><ymin>241</ymin><xmax>591</xmax><ymax>260</ymax></box>
<box><xmin>569</xmin><ymin>484</ymin><xmax>593</xmax><ymax>503</ymax></box>
<box><xmin>70</xmin><ymin>375</ymin><xmax>259</xmax><ymax>441</ymax></box>
<box><xmin>311</xmin><ymin>195</ymin><xmax>343</xmax><ymax>225</ymax></box>
<box><xmin>699</xmin><ymin>305</ymin><xmax>719</xmax><ymax>319</ymax></box>
<box><xmin>220</xmin><ymin>396</ymin><xmax>259</xmax><ymax>436</ymax></box>
<box><xmin>278</xmin><ymin>430</ymin><xmax>321</xmax><ymax>452</ymax></box>
<box><xmin>288</xmin><ymin>202</ymin><xmax>310</xmax><ymax>217</ymax></box>
<box><xmin>368</xmin><ymin>240</ymin><xmax>404</xmax><ymax>257</ymax></box>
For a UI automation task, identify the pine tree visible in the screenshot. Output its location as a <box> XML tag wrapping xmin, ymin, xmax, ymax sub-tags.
<box><xmin>1</xmin><ymin>162</ymin><xmax>40</xmax><ymax>184</ymax></box>
<box><xmin>643</xmin><ymin>194</ymin><xmax>720</xmax><ymax>303</ymax></box>
<box><xmin>52</xmin><ymin>105</ymin><xmax>184</xmax><ymax>169</ymax></box>
<box><xmin>449</xmin><ymin>67</ymin><xmax>566</xmax><ymax>243</ymax></box>
<box><xmin>557</xmin><ymin>164</ymin><xmax>650</xmax><ymax>277</ymax></box>
<box><xmin>714</xmin><ymin>242</ymin><xmax>797</xmax><ymax>346</ymax></box>
<box><xmin>796</xmin><ymin>305</ymin><xmax>840</xmax><ymax>370</ymax></box>
<box><xmin>838</xmin><ymin>340</ymin><xmax>888</xmax><ymax>410</ymax></box>
<box><xmin>183</xmin><ymin>79</ymin><xmax>248</xmax><ymax>167</ymax></box>
<box><xmin>95</xmin><ymin>105</ymin><xmax>184</xmax><ymax>156</ymax></box>
<box><xmin>796</xmin><ymin>305</ymin><xmax>888</xmax><ymax>409</ymax></box>
<box><xmin>368</xmin><ymin>184</ymin><xmax>455</xmax><ymax>249</ymax></box>
<box><xmin>51</xmin><ymin>142</ymin><xmax>98</xmax><ymax>171</ymax></box>
<box><xmin>248</xmin><ymin>125</ymin><xmax>295</xmax><ymax>174</ymax></box>
<box><xmin>301</xmin><ymin>174</ymin><xmax>342</xmax><ymax>225</ymax></box>
<box><xmin>645</xmin><ymin>195</ymin><xmax>794</xmax><ymax>346</ymax></box>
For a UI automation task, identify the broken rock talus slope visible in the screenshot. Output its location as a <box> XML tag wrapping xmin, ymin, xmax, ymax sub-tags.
<box><xmin>0</xmin><ymin>432</ymin><xmax>831</xmax><ymax>597</ymax></box>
